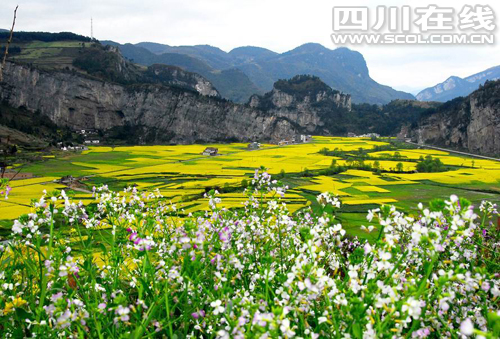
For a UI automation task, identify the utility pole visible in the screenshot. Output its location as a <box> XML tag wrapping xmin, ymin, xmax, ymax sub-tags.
<box><xmin>91</xmin><ymin>17</ymin><xmax>94</xmax><ymax>40</ymax></box>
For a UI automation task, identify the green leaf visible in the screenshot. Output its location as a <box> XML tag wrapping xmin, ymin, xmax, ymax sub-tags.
<box><xmin>352</xmin><ymin>322</ymin><xmax>362</xmax><ymax>338</ymax></box>
<box><xmin>15</xmin><ymin>307</ymin><xmax>31</xmax><ymax>320</ymax></box>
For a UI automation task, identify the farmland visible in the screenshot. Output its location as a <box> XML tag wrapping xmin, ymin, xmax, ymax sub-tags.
<box><xmin>3</xmin><ymin>39</ymin><xmax>93</xmax><ymax>71</ymax></box>
<box><xmin>1</xmin><ymin>137</ymin><xmax>499</xmax><ymax>238</ymax></box>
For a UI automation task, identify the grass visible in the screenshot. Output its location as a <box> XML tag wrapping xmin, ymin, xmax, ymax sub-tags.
<box><xmin>7</xmin><ymin>40</ymin><xmax>89</xmax><ymax>69</ymax></box>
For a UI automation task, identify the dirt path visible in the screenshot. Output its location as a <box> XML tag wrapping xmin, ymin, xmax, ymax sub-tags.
<box><xmin>405</xmin><ymin>141</ymin><xmax>500</xmax><ymax>162</ymax></box>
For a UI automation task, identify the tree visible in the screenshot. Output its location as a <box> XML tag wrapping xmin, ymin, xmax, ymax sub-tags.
<box><xmin>396</xmin><ymin>162</ymin><xmax>404</xmax><ymax>172</ymax></box>
<box><xmin>241</xmin><ymin>179</ymin><xmax>248</xmax><ymax>188</ymax></box>
<box><xmin>416</xmin><ymin>155</ymin><xmax>446</xmax><ymax>173</ymax></box>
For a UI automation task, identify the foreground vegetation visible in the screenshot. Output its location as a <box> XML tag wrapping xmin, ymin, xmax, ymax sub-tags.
<box><xmin>0</xmin><ymin>170</ymin><xmax>499</xmax><ymax>337</ymax></box>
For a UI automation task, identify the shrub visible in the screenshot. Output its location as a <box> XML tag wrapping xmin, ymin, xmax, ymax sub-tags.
<box><xmin>416</xmin><ymin>155</ymin><xmax>447</xmax><ymax>172</ymax></box>
<box><xmin>396</xmin><ymin>162</ymin><xmax>404</xmax><ymax>172</ymax></box>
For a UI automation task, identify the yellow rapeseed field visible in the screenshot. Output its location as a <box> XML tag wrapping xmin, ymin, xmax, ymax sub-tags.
<box><xmin>1</xmin><ymin>137</ymin><xmax>499</xmax><ymax>221</ymax></box>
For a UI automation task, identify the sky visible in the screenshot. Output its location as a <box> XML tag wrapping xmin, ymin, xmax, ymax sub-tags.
<box><xmin>1</xmin><ymin>0</ymin><xmax>498</xmax><ymax>94</ymax></box>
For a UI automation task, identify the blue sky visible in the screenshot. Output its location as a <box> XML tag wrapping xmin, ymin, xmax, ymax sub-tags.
<box><xmin>1</xmin><ymin>0</ymin><xmax>498</xmax><ymax>94</ymax></box>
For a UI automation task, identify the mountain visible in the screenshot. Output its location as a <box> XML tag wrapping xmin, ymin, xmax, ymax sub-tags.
<box><xmin>0</xmin><ymin>38</ymin><xmax>355</xmax><ymax>144</ymax></box>
<box><xmin>137</xmin><ymin>43</ymin><xmax>279</xmax><ymax>68</ymax></box>
<box><xmin>236</xmin><ymin>44</ymin><xmax>414</xmax><ymax>105</ymax></box>
<box><xmin>0</xmin><ymin>29</ymin><xmax>9</xmax><ymax>33</ymax></box>
<box><xmin>103</xmin><ymin>41</ymin><xmax>262</xmax><ymax>103</ymax></box>
<box><xmin>0</xmin><ymin>103</ymin><xmax>81</xmax><ymax>149</ymax></box>
<box><xmin>0</xmin><ymin>32</ymin><xmax>429</xmax><ymax>145</ymax></box>
<box><xmin>1</xmin><ymin>63</ymin><xmax>356</xmax><ymax>143</ymax></box>
<box><xmin>416</xmin><ymin>66</ymin><xmax>500</xmax><ymax>102</ymax></box>
<box><xmin>137</xmin><ymin>42</ymin><xmax>234</xmax><ymax>70</ymax></box>
<box><xmin>114</xmin><ymin>41</ymin><xmax>414</xmax><ymax>105</ymax></box>
<box><xmin>408</xmin><ymin>80</ymin><xmax>500</xmax><ymax>156</ymax></box>
<box><xmin>228</xmin><ymin>46</ymin><xmax>278</xmax><ymax>64</ymax></box>
<box><xmin>0</xmin><ymin>33</ymin><xmax>219</xmax><ymax>98</ymax></box>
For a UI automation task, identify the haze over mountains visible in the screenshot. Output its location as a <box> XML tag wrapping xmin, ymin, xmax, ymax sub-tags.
<box><xmin>102</xmin><ymin>40</ymin><xmax>415</xmax><ymax>105</ymax></box>
<box><xmin>417</xmin><ymin>65</ymin><xmax>500</xmax><ymax>102</ymax></box>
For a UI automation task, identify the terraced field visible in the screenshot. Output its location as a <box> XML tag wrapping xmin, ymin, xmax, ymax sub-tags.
<box><xmin>1</xmin><ymin>137</ymin><xmax>499</xmax><ymax>237</ymax></box>
<box><xmin>5</xmin><ymin>40</ymin><xmax>90</xmax><ymax>70</ymax></box>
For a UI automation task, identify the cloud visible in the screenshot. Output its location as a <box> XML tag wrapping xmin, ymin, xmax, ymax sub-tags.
<box><xmin>1</xmin><ymin>0</ymin><xmax>498</xmax><ymax>92</ymax></box>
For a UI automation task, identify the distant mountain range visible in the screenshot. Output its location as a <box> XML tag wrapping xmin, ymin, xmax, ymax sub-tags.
<box><xmin>102</xmin><ymin>40</ymin><xmax>415</xmax><ymax>104</ymax></box>
<box><xmin>416</xmin><ymin>65</ymin><xmax>500</xmax><ymax>102</ymax></box>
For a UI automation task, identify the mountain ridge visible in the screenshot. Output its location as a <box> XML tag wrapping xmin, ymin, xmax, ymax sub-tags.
<box><xmin>102</xmin><ymin>40</ymin><xmax>262</xmax><ymax>103</ymax></box>
<box><xmin>107</xmin><ymin>40</ymin><xmax>415</xmax><ymax>105</ymax></box>
<box><xmin>416</xmin><ymin>65</ymin><xmax>500</xmax><ymax>102</ymax></box>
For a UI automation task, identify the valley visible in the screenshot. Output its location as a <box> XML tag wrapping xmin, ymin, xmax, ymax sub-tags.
<box><xmin>2</xmin><ymin>137</ymin><xmax>498</xmax><ymax>239</ymax></box>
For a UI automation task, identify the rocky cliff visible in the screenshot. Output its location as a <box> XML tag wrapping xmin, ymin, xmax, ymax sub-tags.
<box><xmin>0</xmin><ymin>63</ymin><xmax>351</xmax><ymax>144</ymax></box>
<box><xmin>409</xmin><ymin>80</ymin><xmax>500</xmax><ymax>156</ymax></box>
<box><xmin>249</xmin><ymin>75</ymin><xmax>352</xmax><ymax>135</ymax></box>
<box><xmin>72</xmin><ymin>45</ymin><xmax>220</xmax><ymax>98</ymax></box>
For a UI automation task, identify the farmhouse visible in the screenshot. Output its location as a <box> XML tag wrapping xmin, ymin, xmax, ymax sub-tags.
<box><xmin>300</xmin><ymin>135</ymin><xmax>312</xmax><ymax>143</ymax></box>
<box><xmin>247</xmin><ymin>142</ymin><xmax>260</xmax><ymax>150</ymax></box>
<box><xmin>60</xmin><ymin>175</ymin><xmax>76</xmax><ymax>184</ymax></box>
<box><xmin>359</xmin><ymin>133</ymin><xmax>380</xmax><ymax>138</ymax></box>
<box><xmin>61</xmin><ymin>145</ymin><xmax>88</xmax><ymax>151</ymax></box>
<box><xmin>202</xmin><ymin>147</ymin><xmax>218</xmax><ymax>156</ymax></box>
<box><xmin>76</xmin><ymin>129</ymin><xmax>98</xmax><ymax>136</ymax></box>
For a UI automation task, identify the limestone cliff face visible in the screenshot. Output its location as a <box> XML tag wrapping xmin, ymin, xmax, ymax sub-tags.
<box><xmin>144</xmin><ymin>64</ymin><xmax>219</xmax><ymax>97</ymax></box>
<box><xmin>72</xmin><ymin>45</ymin><xmax>220</xmax><ymax>98</ymax></box>
<box><xmin>249</xmin><ymin>75</ymin><xmax>352</xmax><ymax>135</ymax></box>
<box><xmin>467</xmin><ymin>95</ymin><xmax>500</xmax><ymax>156</ymax></box>
<box><xmin>0</xmin><ymin>63</ymin><xmax>351</xmax><ymax>144</ymax></box>
<box><xmin>409</xmin><ymin>80</ymin><xmax>500</xmax><ymax>156</ymax></box>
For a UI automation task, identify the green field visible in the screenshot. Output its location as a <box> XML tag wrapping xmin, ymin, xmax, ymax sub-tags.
<box><xmin>3</xmin><ymin>40</ymin><xmax>95</xmax><ymax>70</ymax></box>
<box><xmin>1</xmin><ymin>137</ymin><xmax>499</xmax><ymax>238</ymax></box>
